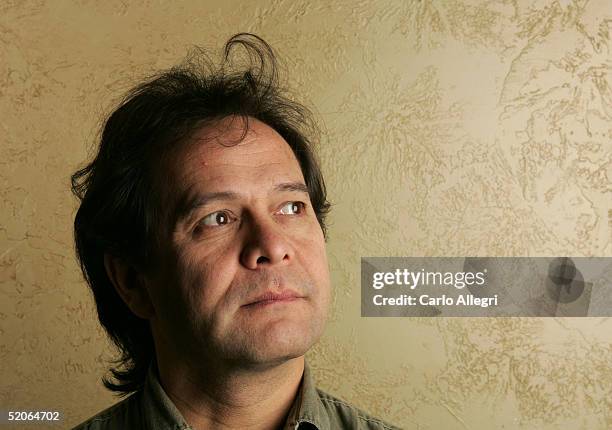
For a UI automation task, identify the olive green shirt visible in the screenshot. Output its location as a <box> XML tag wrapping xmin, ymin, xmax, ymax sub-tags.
<box><xmin>72</xmin><ymin>362</ymin><xmax>400</xmax><ymax>430</ymax></box>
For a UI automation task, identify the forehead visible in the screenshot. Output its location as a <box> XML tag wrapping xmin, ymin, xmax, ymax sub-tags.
<box><xmin>169</xmin><ymin>117</ymin><xmax>305</xmax><ymax>192</ymax></box>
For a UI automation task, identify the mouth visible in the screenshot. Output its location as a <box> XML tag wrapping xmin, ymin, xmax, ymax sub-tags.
<box><xmin>242</xmin><ymin>290</ymin><xmax>304</xmax><ymax>308</ymax></box>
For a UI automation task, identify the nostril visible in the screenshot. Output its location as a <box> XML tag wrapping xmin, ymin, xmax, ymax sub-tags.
<box><xmin>256</xmin><ymin>256</ymin><xmax>269</xmax><ymax>264</ymax></box>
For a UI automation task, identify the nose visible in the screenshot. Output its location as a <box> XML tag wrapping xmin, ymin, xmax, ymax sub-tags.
<box><xmin>240</xmin><ymin>213</ymin><xmax>292</xmax><ymax>270</ymax></box>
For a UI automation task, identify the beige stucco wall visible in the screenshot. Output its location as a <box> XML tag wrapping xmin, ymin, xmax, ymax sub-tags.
<box><xmin>1</xmin><ymin>1</ymin><xmax>611</xmax><ymax>429</ymax></box>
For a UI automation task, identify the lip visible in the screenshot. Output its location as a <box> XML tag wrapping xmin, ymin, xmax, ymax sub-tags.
<box><xmin>242</xmin><ymin>290</ymin><xmax>304</xmax><ymax>307</ymax></box>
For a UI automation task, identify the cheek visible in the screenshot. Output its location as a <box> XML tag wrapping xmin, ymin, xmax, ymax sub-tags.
<box><xmin>300</xmin><ymin>231</ymin><xmax>331</xmax><ymax>296</ymax></box>
<box><xmin>175</xmin><ymin>245</ymin><xmax>239</xmax><ymax>317</ymax></box>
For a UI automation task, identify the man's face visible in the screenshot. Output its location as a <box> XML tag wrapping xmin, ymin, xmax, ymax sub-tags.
<box><xmin>146</xmin><ymin>117</ymin><xmax>331</xmax><ymax>369</ymax></box>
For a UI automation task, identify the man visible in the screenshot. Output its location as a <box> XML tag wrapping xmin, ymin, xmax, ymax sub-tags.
<box><xmin>71</xmin><ymin>33</ymin><xmax>400</xmax><ymax>430</ymax></box>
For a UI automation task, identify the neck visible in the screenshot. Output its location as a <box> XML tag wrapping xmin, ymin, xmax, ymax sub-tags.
<box><xmin>156</xmin><ymin>354</ymin><xmax>305</xmax><ymax>430</ymax></box>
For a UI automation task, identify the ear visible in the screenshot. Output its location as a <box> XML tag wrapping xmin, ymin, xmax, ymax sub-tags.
<box><xmin>104</xmin><ymin>253</ymin><xmax>156</xmax><ymax>319</ymax></box>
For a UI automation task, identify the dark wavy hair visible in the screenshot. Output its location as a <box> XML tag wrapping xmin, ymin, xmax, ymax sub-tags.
<box><xmin>71</xmin><ymin>33</ymin><xmax>331</xmax><ymax>396</ymax></box>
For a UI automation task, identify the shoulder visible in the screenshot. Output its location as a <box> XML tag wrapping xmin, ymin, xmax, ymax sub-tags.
<box><xmin>71</xmin><ymin>392</ymin><xmax>141</xmax><ymax>430</ymax></box>
<box><xmin>316</xmin><ymin>388</ymin><xmax>402</xmax><ymax>430</ymax></box>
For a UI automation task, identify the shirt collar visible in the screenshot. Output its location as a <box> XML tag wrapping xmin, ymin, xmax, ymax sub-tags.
<box><xmin>141</xmin><ymin>361</ymin><xmax>191</xmax><ymax>430</ymax></box>
<box><xmin>141</xmin><ymin>360</ymin><xmax>328</xmax><ymax>430</ymax></box>
<box><xmin>283</xmin><ymin>362</ymin><xmax>330</xmax><ymax>430</ymax></box>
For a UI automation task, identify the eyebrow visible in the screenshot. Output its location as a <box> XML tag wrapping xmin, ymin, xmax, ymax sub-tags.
<box><xmin>174</xmin><ymin>181</ymin><xmax>310</xmax><ymax>225</ymax></box>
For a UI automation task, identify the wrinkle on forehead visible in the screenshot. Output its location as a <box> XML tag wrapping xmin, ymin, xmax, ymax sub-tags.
<box><xmin>181</xmin><ymin>119</ymin><xmax>297</xmax><ymax>173</ymax></box>
<box><xmin>168</xmin><ymin>116</ymin><xmax>303</xmax><ymax>199</ymax></box>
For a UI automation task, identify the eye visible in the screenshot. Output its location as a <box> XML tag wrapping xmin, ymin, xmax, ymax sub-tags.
<box><xmin>200</xmin><ymin>210</ymin><xmax>234</xmax><ymax>227</ymax></box>
<box><xmin>278</xmin><ymin>201</ymin><xmax>305</xmax><ymax>215</ymax></box>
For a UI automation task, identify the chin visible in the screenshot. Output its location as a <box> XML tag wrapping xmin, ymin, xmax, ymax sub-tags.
<box><xmin>257</xmin><ymin>331</ymin><xmax>314</xmax><ymax>361</ymax></box>
<box><xmin>238</xmin><ymin>320</ymin><xmax>324</xmax><ymax>366</ymax></box>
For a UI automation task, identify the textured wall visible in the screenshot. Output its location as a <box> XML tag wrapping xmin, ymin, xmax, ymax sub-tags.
<box><xmin>1</xmin><ymin>0</ymin><xmax>611</xmax><ymax>429</ymax></box>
